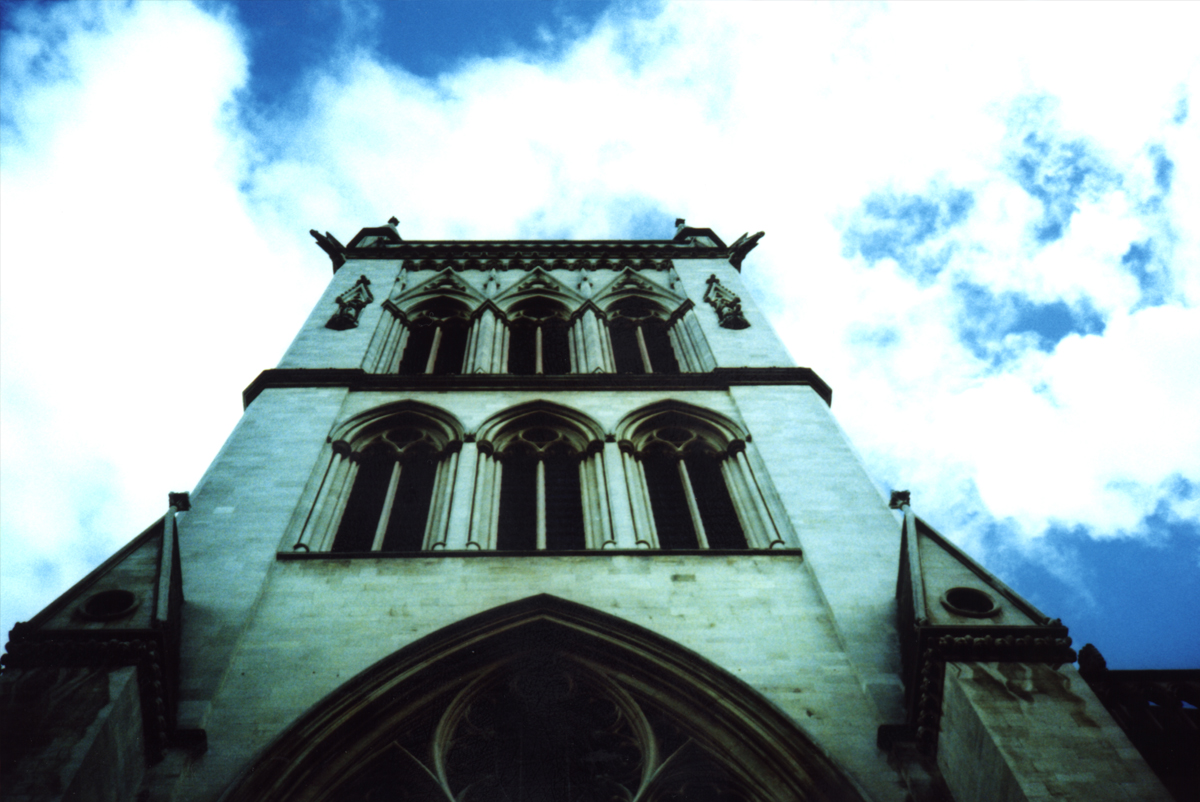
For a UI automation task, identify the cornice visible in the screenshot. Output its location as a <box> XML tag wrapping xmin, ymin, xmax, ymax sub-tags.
<box><xmin>242</xmin><ymin>367</ymin><xmax>833</xmax><ymax>409</ymax></box>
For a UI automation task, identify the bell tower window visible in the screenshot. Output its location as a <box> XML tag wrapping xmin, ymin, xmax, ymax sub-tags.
<box><xmin>506</xmin><ymin>297</ymin><xmax>571</xmax><ymax>375</ymax></box>
<box><xmin>397</xmin><ymin>300</ymin><xmax>471</xmax><ymax>375</ymax></box>
<box><xmin>496</xmin><ymin>425</ymin><xmax>586</xmax><ymax>550</ymax></box>
<box><xmin>608</xmin><ymin>298</ymin><xmax>680</xmax><ymax>375</ymax></box>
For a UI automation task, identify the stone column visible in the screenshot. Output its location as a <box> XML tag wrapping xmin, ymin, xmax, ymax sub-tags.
<box><xmin>621</xmin><ymin>444</ymin><xmax>656</xmax><ymax>548</ymax></box>
<box><xmin>603</xmin><ymin>440</ymin><xmax>635</xmax><ymax>548</ymax></box>
<box><xmin>424</xmin><ymin>445</ymin><xmax>459</xmax><ymax>549</ymax></box>
<box><xmin>442</xmin><ymin>441</ymin><xmax>479</xmax><ymax>549</ymax></box>
<box><xmin>305</xmin><ymin>443</ymin><xmax>359</xmax><ymax>551</ymax></box>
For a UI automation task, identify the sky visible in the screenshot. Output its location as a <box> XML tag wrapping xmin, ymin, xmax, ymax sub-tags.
<box><xmin>1</xmin><ymin>0</ymin><xmax>1197</xmax><ymax>669</ymax></box>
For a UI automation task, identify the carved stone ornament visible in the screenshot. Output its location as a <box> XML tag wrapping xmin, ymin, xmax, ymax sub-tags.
<box><xmin>703</xmin><ymin>274</ymin><xmax>750</xmax><ymax>329</ymax></box>
<box><xmin>325</xmin><ymin>275</ymin><xmax>375</xmax><ymax>330</ymax></box>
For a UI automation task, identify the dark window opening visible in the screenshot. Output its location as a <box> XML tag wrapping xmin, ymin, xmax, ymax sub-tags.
<box><xmin>686</xmin><ymin>456</ymin><xmax>746</xmax><ymax>549</ymax></box>
<box><xmin>398</xmin><ymin>326</ymin><xmax>436</xmax><ymax>375</ymax></box>
<box><xmin>332</xmin><ymin>453</ymin><xmax>394</xmax><ymax>552</ymax></box>
<box><xmin>542</xmin><ymin>324</ymin><xmax>571</xmax><ymax>375</ymax></box>
<box><xmin>544</xmin><ymin>454</ymin><xmax>585</xmax><ymax>549</ymax></box>
<box><xmin>380</xmin><ymin>454</ymin><xmax>439</xmax><ymax>552</ymax></box>
<box><xmin>498</xmin><ymin>457</ymin><xmax>538</xmax><ymax>551</ymax></box>
<box><xmin>642</xmin><ymin>320</ymin><xmax>680</xmax><ymax>374</ymax></box>
<box><xmin>508</xmin><ymin>326</ymin><xmax>538</xmax><ymax>375</ymax></box>
<box><xmin>433</xmin><ymin>323</ymin><xmax>469</xmax><ymax>375</ymax></box>
<box><xmin>611</xmin><ymin>325</ymin><xmax>645</xmax><ymax>374</ymax></box>
<box><xmin>641</xmin><ymin>454</ymin><xmax>698</xmax><ymax>549</ymax></box>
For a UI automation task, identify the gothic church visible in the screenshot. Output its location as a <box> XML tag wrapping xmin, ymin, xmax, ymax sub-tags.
<box><xmin>1</xmin><ymin>219</ymin><xmax>1177</xmax><ymax>802</ymax></box>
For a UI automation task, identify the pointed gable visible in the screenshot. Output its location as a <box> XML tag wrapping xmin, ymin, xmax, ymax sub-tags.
<box><xmin>390</xmin><ymin>268</ymin><xmax>485</xmax><ymax>310</ymax></box>
<box><xmin>493</xmin><ymin>267</ymin><xmax>583</xmax><ymax>312</ymax></box>
<box><xmin>593</xmin><ymin>267</ymin><xmax>686</xmax><ymax>313</ymax></box>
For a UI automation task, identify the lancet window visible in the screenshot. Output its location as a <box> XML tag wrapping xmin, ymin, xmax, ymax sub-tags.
<box><xmin>506</xmin><ymin>297</ymin><xmax>572</xmax><ymax>375</ymax></box>
<box><xmin>607</xmin><ymin>298</ymin><xmax>681</xmax><ymax>375</ymax></box>
<box><xmin>495</xmin><ymin>422</ymin><xmax>587</xmax><ymax>550</ymax></box>
<box><xmin>291</xmin><ymin>402</ymin><xmax>792</xmax><ymax>554</ymax></box>
<box><xmin>290</xmin><ymin>408</ymin><xmax>462</xmax><ymax>553</ymax></box>
<box><xmin>619</xmin><ymin>406</ymin><xmax>791</xmax><ymax>550</ymax></box>
<box><xmin>396</xmin><ymin>299</ymin><xmax>471</xmax><ymax>375</ymax></box>
<box><xmin>372</xmin><ymin>267</ymin><xmax>716</xmax><ymax>375</ymax></box>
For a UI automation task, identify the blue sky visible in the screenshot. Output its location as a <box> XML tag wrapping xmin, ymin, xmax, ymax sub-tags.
<box><xmin>2</xmin><ymin>0</ymin><xmax>1198</xmax><ymax>669</ymax></box>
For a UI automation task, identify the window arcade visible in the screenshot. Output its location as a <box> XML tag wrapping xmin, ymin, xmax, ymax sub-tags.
<box><xmin>293</xmin><ymin>402</ymin><xmax>792</xmax><ymax>555</ymax></box>
<box><xmin>376</xmin><ymin>267</ymin><xmax>709</xmax><ymax>375</ymax></box>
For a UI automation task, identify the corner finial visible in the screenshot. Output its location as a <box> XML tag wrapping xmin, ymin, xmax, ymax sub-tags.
<box><xmin>387</xmin><ymin>216</ymin><xmax>399</xmax><ymax>227</ymax></box>
<box><xmin>888</xmin><ymin>490</ymin><xmax>911</xmax><ymax>509</ymax></box>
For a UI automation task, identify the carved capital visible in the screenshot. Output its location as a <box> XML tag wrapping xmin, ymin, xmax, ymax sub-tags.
<box><xmin>889</xmin><ymin>490</ymin><xmax>911</xmax><ymax>509</ymax></box>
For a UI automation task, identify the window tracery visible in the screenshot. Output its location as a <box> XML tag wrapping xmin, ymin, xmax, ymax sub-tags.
<box><xmin>290</xmin><ymin>407</ymin><xmax>463</xmax><ymax>553</ymax></box>
<box><xmin>397</xmin><ymin>299</ymin><xmax>472</xmax><ymax>375</ymax></box>
<box><xmin>326</xmin><ymin>655</ymin><xmax>748</xmax><ymax>802</ymax></box>
<box><xmin>507</xmin><ymin>297</ymin><xmax>572</xmax><ymax>375</ymax></box>
<box><xmin>617</xmin><ymin>406</ymin><xmax>792</xmax><ymax>550</ymax></box>
<box><xmin>368</xmin><ymin>267</ymin><xmax>714</xmax><ymax>375</ymax></box>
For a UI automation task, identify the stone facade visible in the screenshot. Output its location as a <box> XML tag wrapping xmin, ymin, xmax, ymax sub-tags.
<box><xmin>1</xmin><ymin>221</ymin><xmax>1172</xmax><ymax>801</ymax></box>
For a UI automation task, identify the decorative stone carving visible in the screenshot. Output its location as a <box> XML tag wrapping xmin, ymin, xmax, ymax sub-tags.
<box><xmin>325</xmin><ymin>276</ymin><xmax>375</xmax><ymax>331</ymax></box>
<box><xmin>703</xmin><ymin>275</ymin><xmax>750</xmax><ymax>329</ymax></box>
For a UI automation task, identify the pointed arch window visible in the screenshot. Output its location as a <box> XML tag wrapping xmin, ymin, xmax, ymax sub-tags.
<box><xmin>620</xmin><ymin>408</ymin><xmax>792</xmax><ymax>550</ymax></box>
<box><xmin>495</xmin><ymin>423</ymin><xmax>586</xmax><ymax>550</ymax></box>
<box><xmin>608</xmin><ymin>298</ymin><xmax>680</xmax><ymax>375</ymax></box>
<box><xmin>331</xmin><ymin>428</ymin><xmax>446</xmax><ymax>552</ymax></box>
<box><xmin>290</xmin><ymin>410</ymin><xmax>463</xmax><ymax>554</ymax></box>
<box><xmin>506</xmin><ymin>297</ymin><xmax>572</xmax><ymax>375</ymax></box>
<box><xmin>397</xmin><ymin>300</ymin><xmax>471</xmax><ymax>375</ymax></box>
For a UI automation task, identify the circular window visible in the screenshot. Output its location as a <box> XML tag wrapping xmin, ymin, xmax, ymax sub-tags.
<box><xmin>940</xmin><ymin>587</ymin><xmax>999</xmax><ymax>618</ymax></box>
<box><xmin>80</xmin><ymin>589</ymin><xmax>139</xmax><ymax>621</ymax></box>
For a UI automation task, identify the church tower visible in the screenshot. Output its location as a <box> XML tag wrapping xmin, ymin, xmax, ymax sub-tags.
<box><xmin>1</xmin><ymin>220</ymin><xmax>1174</xmax><ymax>802</ymax></box>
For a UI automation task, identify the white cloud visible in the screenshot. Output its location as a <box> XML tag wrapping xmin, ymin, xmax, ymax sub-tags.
<box><xmin>2</xmin><ymin>0</ymin><xmax>1199</xmax><ymax>640</ymax></box>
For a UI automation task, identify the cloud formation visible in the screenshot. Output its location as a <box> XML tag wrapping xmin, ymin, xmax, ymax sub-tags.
<box><xmin>2</xmin><ymin>1</ymin><xmax>1198</xmax><ymax>662</ymax></box>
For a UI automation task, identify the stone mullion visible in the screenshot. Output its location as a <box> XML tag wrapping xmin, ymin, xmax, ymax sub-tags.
<box><xmin>424</xmin><ymin>326</ymin><xmax>444</xmax><ymax>374</ymax></box>
<box><xmin>310</xmin><ymin>450</ymin><xmax>360</xmax><ymax>552</ymax></box>
<box><xmin>677</xmin><ymin>460</ymin><xmax>711</xmax><ymax>549</ymax></box>
<box><xmin>442</xmin><ymin>442</ymin><xmax>480</xmax><ymax>550</ymax></box>
<box><xmin>634</xmin><ymin>326</ymin><xmax>654</xmax><ymax>373</ymax></box>
<box><xmin>423</xmin><ymin>449</ymin><xmax>458</xmax><ymax>549</ymax></box>
<box><xmin>622</xmin><ymin>448</ymin><xmax>656</xmax><ymax>548</ymax></box>
<box><xmin>579</xmin><ymin>456</ymin><xmax>596</xmax><ymax>548</ymax></box>
<box><xmin>536</xmin><ymin>460</ymin><xmax>548</xmax><ymax>549</ymax></box>
<box><xmin>368</xmin><ymin>461</ymin><xmax>403</xmax><ymax>551</ymax></box>
<box><xmin>735</xmin><ymin>448</ymin><xmax>788</xmax><ymax>548</ymax></box>
<box><xmin>603</xmin><ymin>442</ymin><xmax>635</xmax><ymax>548</ymax></box>
<box><xmin>487</xmin><ymin>458</ymin><xmax>503</xmax><ymax>549</ymax></box>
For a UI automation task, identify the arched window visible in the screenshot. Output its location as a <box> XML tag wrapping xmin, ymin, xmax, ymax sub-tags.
<box><xmin>290</xmin><ymin>406</ymin><xmax>464</xmax><ymax>553</ymax></box>
<box><xmin>331</xmin><ymin>426</ymin><xmax>446</xmax><ymax>553</ymax></box>
<box><xmin>494</xmin><ymin>417</ymin><xmax>587</xmax><ymax>551</ymax></box>
<box><xmin>619</xmin><ymin>405</ymin><xmax>792</xmax><ymax>550</ymax></box>
<box><xmin>636</xmin><ymin>416</ymin><xmax>746</xmax><ymax>549</ymax></box>
<box><xmin>397</xmin><ymin>299</ymin><xmax>471</xmax><ymax>375</ymax></box>
<box><xmin>506</xmin><ymin>297</ymin><xmax>572</xmax><ymax>375</ymax></box>
<box><xmin>608</xmin><ymin>298</ymin><xmax>680</xmax><ymax>375</ymax></box>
